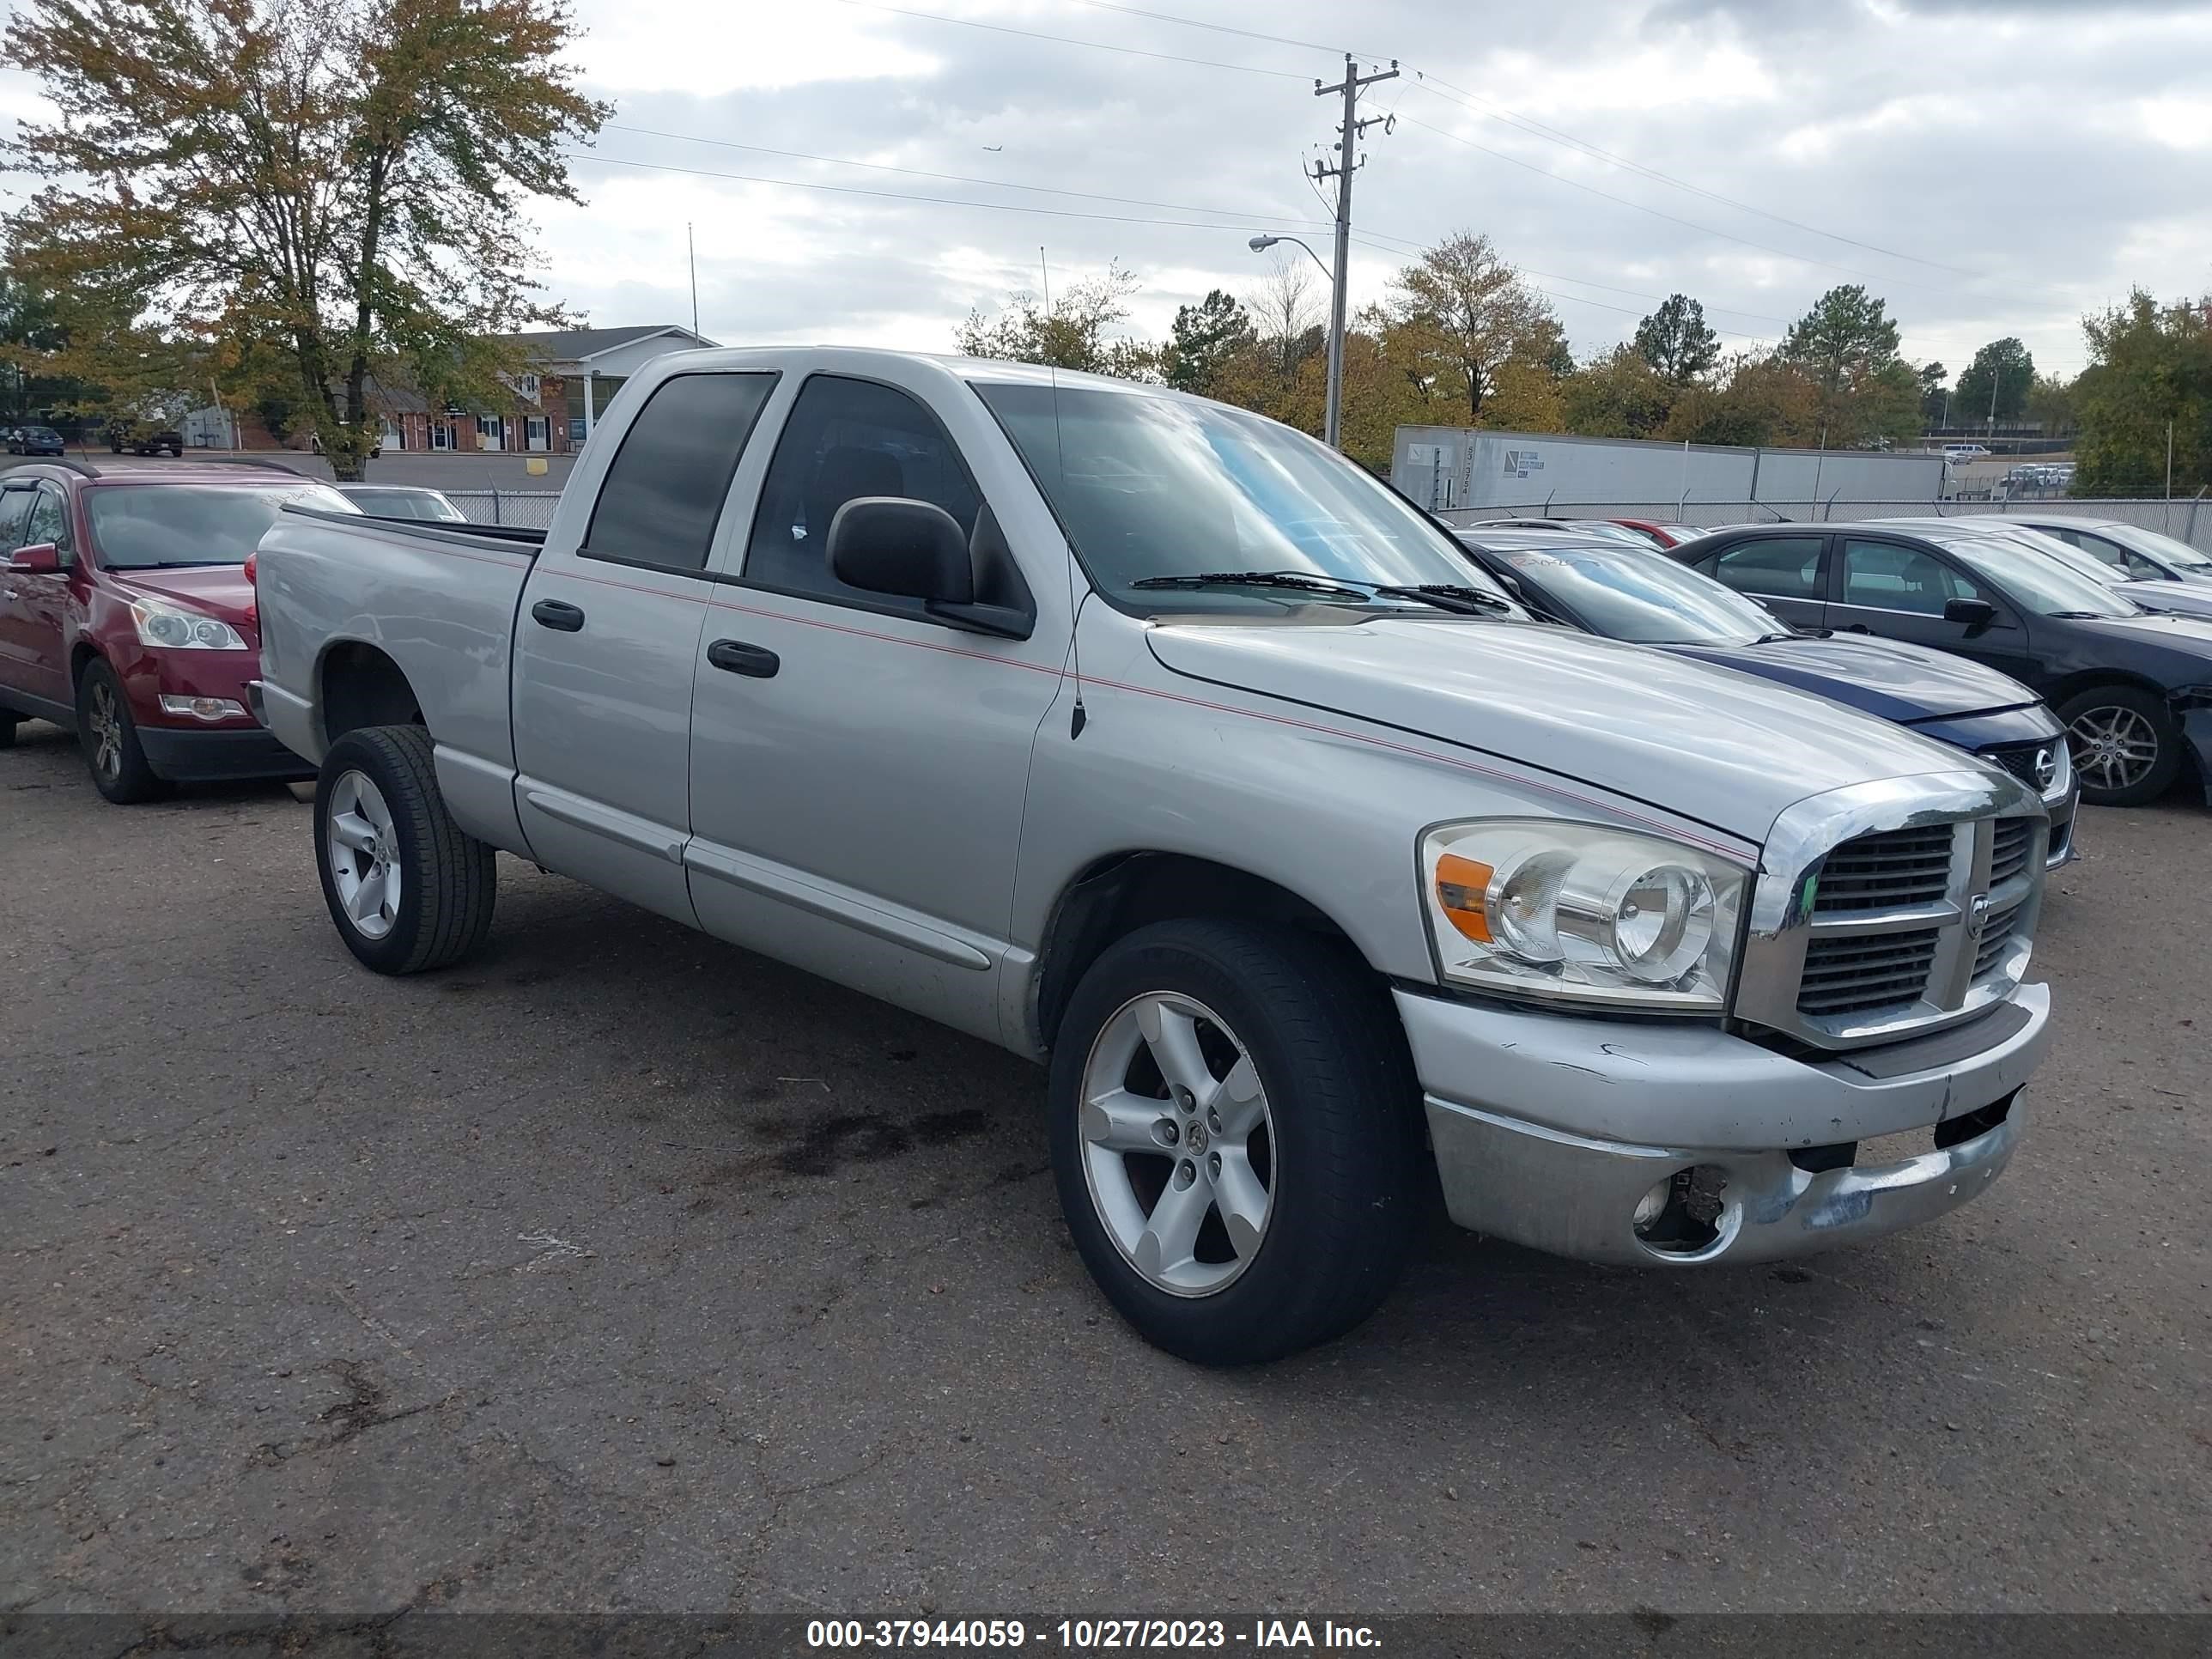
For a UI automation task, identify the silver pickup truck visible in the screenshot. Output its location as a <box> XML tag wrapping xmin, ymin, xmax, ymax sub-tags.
<box><xmin>255</xmin><ymin>348</ymin><xmax>2053</xmax><ymax>1364</ymax></box>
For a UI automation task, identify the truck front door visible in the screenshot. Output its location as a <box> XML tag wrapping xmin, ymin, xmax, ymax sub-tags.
<box><xmin>682</xmin><ymin>368</ymin><xmax>1069</xmax><ymax>1047</ymax></box>
<box><xmin>509</xmin><ymin>370</ymin><xmax>779</xmax><ymax>926</ymax></box>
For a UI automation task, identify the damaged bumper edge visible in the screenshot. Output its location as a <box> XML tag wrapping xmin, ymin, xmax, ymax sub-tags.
<box><xmin>1396</xmin><ymin>981</ymin><xmax>2051</xmax><ymax>1267</ymax></box>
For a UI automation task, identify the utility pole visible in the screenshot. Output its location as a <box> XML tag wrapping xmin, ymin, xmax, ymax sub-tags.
<box><xmin>1312</xmin><ymin>54</ymin><xmax>1397</xmax><ymax>451</ymax></box>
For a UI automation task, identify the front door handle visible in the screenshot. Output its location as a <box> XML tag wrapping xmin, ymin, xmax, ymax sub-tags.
<box><xmin>707</xmin><ymin>638</ymin><xmax>780</xmax><ymax>678</ymax></box>
<box><xmin>531</xmin><ymin>599</ymin><xmax>585</xmax><ymax>632</ymax></box>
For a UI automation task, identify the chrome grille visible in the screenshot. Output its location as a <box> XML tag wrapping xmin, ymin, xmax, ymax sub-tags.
<box><xmin>1737</xmin><ymin>775</ymin><xmax>2049</xmax><ymax>1052</ymax></box>
<box><xmin>1810</xmin><ymin>826</ymin><xmax>1955</xmax><ymax>914</ymax></box>
<box><xmin>1972</xmin><ymin>898</ymin><xmax>2027</xmax><ymax>982</ymax></box>
<box><xmin>1798</xmin><ymin>927</ymin><xmax>1941</xmax><ymax>1017</ymax></box>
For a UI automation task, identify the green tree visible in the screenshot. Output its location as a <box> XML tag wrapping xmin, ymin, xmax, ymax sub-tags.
<box><xmin>1918</xmin><ymin>361</ymin><xmax>1948</xmax><ymax>425</ymax></box>
<box><xmin>1389</xmin><ymin>230</ymin><xmax>1563</xmax><ymax>422</ymax></box>
<box><xmin>1163</xmin><ymin>289</ymin><xmax>1254</xmax><ymax>394</ymax></box>
<box><xmin>2070</xmin><ymin>290</ymin><xmax>2210</xmax><ymax>494</ymax></box>
<box><xmin>1662</xmin><ymin>351</ymin><xmax>1823</xmax><ymax>448</ymax></box>
<box><xmin>1632</xmin><ymin>293</ymin><xmax>1719</xmax><ymax>384</ymax></box>
<box><xmin>1561</xmin><ymin>344</ymin><xmax>1675</xmax><ymax>438</ymax></box>
<box><xmin>955</xmin><ymin>262</ymin><xmax>1159</xmax><ymax>380</ymax></box>
<box><xmin>1779</xmin><ymin>284</ymin><xmax>1916</xmax><ymax>446</ymax></box>
<box><xmin>3</xmin><ymin>0</ymin><xmax>607</xmax><ymax>479</ymax></box>
<box><xmin>1955</xmin><ymin>337</ymin><xmax>2035</xmax><ymax>424</ymax></box>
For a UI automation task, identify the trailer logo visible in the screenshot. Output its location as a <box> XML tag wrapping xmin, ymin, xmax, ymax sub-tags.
<box><xmin>1502</xmin><ymin>448</ymin><xmax>1545</xmax><ymax>480</ymax></box>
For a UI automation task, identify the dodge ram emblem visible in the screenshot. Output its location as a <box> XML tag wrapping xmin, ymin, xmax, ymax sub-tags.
<box><xmin>1966</xmin><ymin>892</ymin><xmax>1992</xmax><ymax>938</ymax></box>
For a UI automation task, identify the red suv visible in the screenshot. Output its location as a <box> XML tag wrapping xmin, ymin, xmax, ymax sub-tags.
<box><xmin>0</xmin><ymin>459</ymin><xmax>357</xmax><ymax>802</ymax></box>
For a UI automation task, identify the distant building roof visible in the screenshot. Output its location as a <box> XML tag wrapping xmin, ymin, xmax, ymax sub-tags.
<box><xmin>495</xmin><ymin>325</ymin><xmax>718</xmax><ymax>365</ymax></box>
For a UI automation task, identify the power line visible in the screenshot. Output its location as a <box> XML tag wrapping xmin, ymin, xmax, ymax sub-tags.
<box><xmin>1403</xmin><ymin>74</ymin><xmax>1980</xmax><ymax>276</ymax></box>
<box><xmin>1051</xmin><ymin>0</ymin><xmax>1368</xmax><ymax>59</ymax></box>
<box><xmin>605</xmin><ymin>123</ymin><xmax>1332</xmax><ymax>228</ymax></box>
<box><xmin>825</xmin><ymin>0</ymin><xmax>1310</xmax><ymax>80</ymax></box>
<box><xmin>570</xmin><ymin>150</ymin><xmax>1313</xmax><ymax>236</ymax></box>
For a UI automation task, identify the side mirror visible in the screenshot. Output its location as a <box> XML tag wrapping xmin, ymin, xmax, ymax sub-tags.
<box><xmin>827</xmin><ymin>497</ymin><xmax>974</xmax><ymax>605</ymax></box>
<box><xmin>1943</xmin><ymin>597</ymin><xmax>1996</xmax><ymax>629</ymax></box>
<box><xmin>7</xmin><ymin>542</ymin><xmax>61</xmax><ymax>575</ymax></box>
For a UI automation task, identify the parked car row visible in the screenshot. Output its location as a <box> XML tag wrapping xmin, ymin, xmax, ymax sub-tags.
<box><xmin>1676</xmin><ymin>519</ymin><xmax>2212</xmax><ymax>806</ymax></box>
<box><xmin>6</xmin><ymin>358</ymin><xmax>2108</xmax><ymax>1365</ymax></box>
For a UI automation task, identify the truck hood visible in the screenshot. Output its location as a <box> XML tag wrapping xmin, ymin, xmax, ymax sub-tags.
<box><xmin>1659</xmin><ymin>633</ymin><xmax>2038</xmax><ymax>726</ymax></box>
<box><xmin>108</xmin><ymin>566</ymin><xmax>256</xmax><ymax>635</ymax></box>
<box><xmin>1146</xmin><ymin>617</ymin><xmax>1976</xmax><ymax>845</ymax></box>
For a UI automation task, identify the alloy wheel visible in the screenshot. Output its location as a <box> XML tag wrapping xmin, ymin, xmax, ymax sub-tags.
<box><xmin>325</xmin><ymin>769</ymin><xmax>402</xmax><ymax>940</ymax></box>
<box><xmin>88</xmin><ymin>684</ymin><xmax>122</xmax><ymax>781</ymax></box>
<box><xmin>1078</xmin><ymin>991</ymin><xmax>1275</xmax><ymax>1297</ymax></box>
<box><xmin>2067</xmin><ymin>704</ymin><xmax>2160</xmax><ymax>794</ymax></box>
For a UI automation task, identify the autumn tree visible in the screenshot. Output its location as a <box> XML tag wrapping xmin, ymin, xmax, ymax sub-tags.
<box><xmin>956</xmin><ymin>262</ymin><xmax>1159</xmax><ymax>380</ymax></box>
<box><xmin>1633</xmin><ymin>293</ymin><xmax>1719</xmax><ymax>384</ymax></box>
<box><xmin>2</xmin><ymin>0</ymin><xmax>606</xmax><ymax>480</ymax></box>
<box><xmin>1246</xmin><ymin>255</ymin><xmax>1324</xmax><ymax>383</ymax></box>
<box><xmin>1954</xmin><ymin>337</ymin><xmax>2035</xmax><ymax>424</ymax></box>
<box><xmin>1389</xmin><ymin>231</ymin><xmax>1562</xmax><ymax>422</ymax></box>
<box><xmin>1662</xmin><ymin>351</ymin><xmax>1823</xmax><ymax>448</ymax></box>
<box><xmin>1163</xmin><ymin>289</ymin><xmax>1253</xmax><ymax>395</ymax></box>
<box><xmin>1562</xmin><ymin>344</ymin><xmax>1676</xmax><ymax>438</ymax></box>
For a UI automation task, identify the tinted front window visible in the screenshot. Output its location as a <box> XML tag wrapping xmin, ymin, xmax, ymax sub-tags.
<box><xmin>0</xmin><ymin>489</ymin><xmax>34</xmax><ymax>550</ymax></box>
<box><xmin>1839</xmin><ymin>539</ymin><xmax>1983</xmax><ymax>616</ymax></box>
<box><xmin>744</xmin><ymin>375</ymin><xmax>983</xmax><ymax>602</ymax></box>
<box><xmin>1927</xmin><ymin>532</ymin><xmax>2136</xmax><ymax>618</ymax></box>
<box><xmin>977</xmin><ymin>380</ymin><xmax>1497</xmax><ymax>613</ymax></box>
<box><xmin>23</xmin><ymin>484</ymin><xmax>68</xmax><ymax>553</ymax></box>
<box><xmin>583</xmin><ymin>372</ymin><xmax>777</xmax><ymax>572</ymax></box>
<box><xmin>1496</xmin><ymin>545</ymin><xmax>1779</xmax><ymax>643</ymax></box>
<box><xmin>86</xmin><ymin>483</ymin><xmax>356</xmax><ymax>568</ymax></box>
<box><xmin>1707</xmin><ymin>536</ymin><xmax>1826</xmax><ymax>600</ymax></box>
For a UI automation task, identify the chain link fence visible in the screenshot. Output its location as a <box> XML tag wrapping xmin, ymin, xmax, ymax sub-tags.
<box><xmin>1439</xmin><ymin>495</ymin><xmax>2212</xmax><ymax>552</ymax></box>
<box><xmin>443</xmin><ymin>489</ymin><xmax>562</xmax><ymax>530</ymax></box>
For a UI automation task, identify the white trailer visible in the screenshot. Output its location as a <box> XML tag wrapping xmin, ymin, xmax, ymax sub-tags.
<box><xmin>1393</xmin><ymin>426</ymin><xmax>1945</xmax><ymax>514</ymax></box>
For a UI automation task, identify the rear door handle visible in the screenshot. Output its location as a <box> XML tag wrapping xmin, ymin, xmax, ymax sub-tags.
<box><xmin>531</xmin><ymin>599</ymin><xmax>585</xmax><ymax>632</ymax></box>
<box><xmin>707</xmin><ymin>638</ymin><xmax>780</xmax><ymax>678</ymax></box>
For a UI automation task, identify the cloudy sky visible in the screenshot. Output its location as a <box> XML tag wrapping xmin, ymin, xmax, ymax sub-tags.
<box><xmin>9</xmin><ymin>0</ymin><xmax>2211</xmax><ymax>388</ymax></box>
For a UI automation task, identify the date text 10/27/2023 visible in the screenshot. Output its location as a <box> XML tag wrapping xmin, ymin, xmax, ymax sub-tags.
<box><xmin>806</xmin><ymin>1622</ymin><xmax>1382</xmax><ymax>1650</ymax></box>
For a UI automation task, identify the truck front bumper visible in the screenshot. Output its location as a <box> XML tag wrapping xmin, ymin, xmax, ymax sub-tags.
<box><xmin>1399</xmin><ymin>981</ymin><xmax>2051</xmax><ymax>1267</ymax></box>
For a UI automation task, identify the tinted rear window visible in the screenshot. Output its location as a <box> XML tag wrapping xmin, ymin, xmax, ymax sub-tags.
<box><xmin>584</xmin><ymin>372</ymin><xmax>777</xmax><ymax>572</ymax></box>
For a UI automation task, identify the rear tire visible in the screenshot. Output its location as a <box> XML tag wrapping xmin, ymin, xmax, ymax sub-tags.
<box><xmin>76</xmin><ymin>659</ymin><xmax>170</xmax><ymax>804</ymax></box>
<box><xmin>1047</xmin><ymin>918</ymin><xmax>1419</xmax><ymax>1366</ymax></box>
<box><xmin>314</xmin><ymin>724</ymin><xmax>495</xmax><ymax>974</ymax></box>
<box><xmin>2061</xmin><ymin>684</ymin><xmax>2179</xmax><ymax>806</ymax></box>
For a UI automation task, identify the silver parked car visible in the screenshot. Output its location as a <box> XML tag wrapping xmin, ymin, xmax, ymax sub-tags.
<box><xmin>254</xmin><ymin>349</ymin><xmax>2054</xmax><ymax>1364</ymax></box>
<box><xmin>335</xmin><ymin>484</ymin><xmax>469</xmax><ymax>523</ymax></box>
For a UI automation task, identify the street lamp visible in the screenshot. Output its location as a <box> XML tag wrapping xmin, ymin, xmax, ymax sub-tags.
<box><xmin>1249</xmin><ymin>234</ymin><xmax>1343</xmax><ymax>449</ymax></box>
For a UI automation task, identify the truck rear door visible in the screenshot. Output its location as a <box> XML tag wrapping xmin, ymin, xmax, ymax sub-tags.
<box><xmin>508</xmin><ymin>370</ymin><xmax>779</xmax><ymax>926</ymax></box>
<box><xmin>680</xmin><ymin>365</ymin><xmax>1070</xmax><ymax>1047</ymax></box>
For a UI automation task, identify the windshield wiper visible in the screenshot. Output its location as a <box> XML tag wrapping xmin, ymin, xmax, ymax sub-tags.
<box><xmin>1130</xmin><ymin>570</ymin><xmax>1371</xmax><ymax>599</ymax></box>
<box><xmin>2046</xmin><ymin>611</ymin><xmax>2110</xmax><ymax>620</ymax></box>
<box><xmin>1368</xmin><ymin>583</ymin><xmax>1516</xmax><ymax>615</ymax></box>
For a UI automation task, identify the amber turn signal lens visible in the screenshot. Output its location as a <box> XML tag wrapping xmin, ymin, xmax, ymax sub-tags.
<box><xmin>1435</xmin><ymin>853</ymin><xmax>1495</xmax><ymax>943</ymax></box>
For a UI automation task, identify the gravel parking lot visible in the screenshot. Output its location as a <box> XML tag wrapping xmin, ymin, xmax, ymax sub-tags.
<box><xmin>3</xmin><ymin>714</ymin><xmax>2208</xmax><ymax>1620</ymax></box>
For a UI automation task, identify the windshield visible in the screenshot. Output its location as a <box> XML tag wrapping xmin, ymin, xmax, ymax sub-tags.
<box><xmin>22</xmin><ymin>427</ymin><xmax>60</xmax><ymax>441</ymax></box>
<box><xmin>88</xmin><ymin>483</ymin><xmax>357</xmax><ymax>568</ymax></box>
<box><xmin>1493</xmin><ymin>544</ymin><xmax>1783</xmax><ymax>643</ymax></box>
<box><xmin>2106</xmin><ymin>523</ymin><xmax>2212</xmax><ymax>574</ymax></box>
<box><xmin>975</xmin><ymin>381</ymin><xmax>1507</xmax><ymax>614</ymax></box>
<box><xmin>1929</xmin><ymin>532</ymin><xmax>2137</xmax><ymax>618</ymax></box>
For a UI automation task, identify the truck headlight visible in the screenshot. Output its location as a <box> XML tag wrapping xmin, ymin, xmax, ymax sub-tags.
<box><xmin>130</xmin><ymin>598</ymin><xmax>248</xmax><ymax>651</ymax></box>
<box><xmin>1419</xmin><ymin>820</ymin><xmax>1748</xmax><ymax>1012</ymax></box>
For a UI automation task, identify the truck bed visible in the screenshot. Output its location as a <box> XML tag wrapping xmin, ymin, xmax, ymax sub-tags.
<box><xmin>255</xmin><ymin>502</ymin><xmax>541</xmax><ymax>844</ymax></box>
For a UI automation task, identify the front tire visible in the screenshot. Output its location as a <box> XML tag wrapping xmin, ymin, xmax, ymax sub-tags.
<box><xmin>76</xmin><ymin>660</ymin><xmax>170</xmax><ymax>804</ymax></box>
<box><xmin>0</xmin><ymin>713</ymin><xmax>18</xmax><ymax>748</ymax></box>
<box><xmin>1048</xmin><ymin>919</ymin><xmax>1419</xmax><ymax>1366</ymax></box>
<box><xmin>315</xmin><ymin>725</ymin><xmax>495</xmax><ymax>974</ymax></box>
<box><xmin>2061</xmin><ymin>684</ymin><xmax>2179</xmax><ymax>806</ymax></box>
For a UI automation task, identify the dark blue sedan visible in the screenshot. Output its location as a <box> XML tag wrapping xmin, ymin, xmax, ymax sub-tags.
<box><xmin>1455</xmin><ymin>531</ymin><xmax>2079</xmax><ymax>866</ymax></box>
